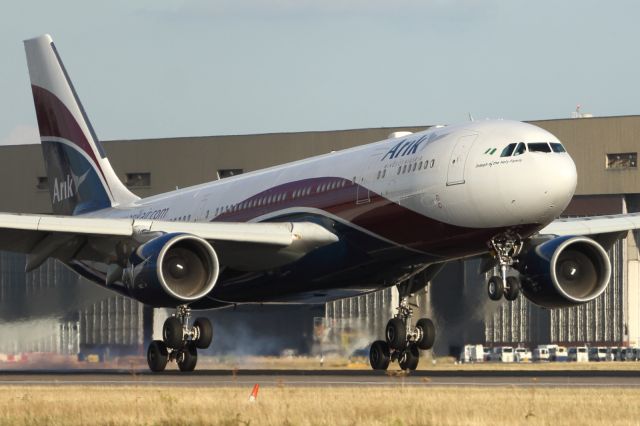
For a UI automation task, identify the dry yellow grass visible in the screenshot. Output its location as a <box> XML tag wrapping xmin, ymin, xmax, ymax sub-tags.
<box><xmin>1</xmin><ymin>385</ymin><xmax>639</xmax><ymax>425</ymax></box>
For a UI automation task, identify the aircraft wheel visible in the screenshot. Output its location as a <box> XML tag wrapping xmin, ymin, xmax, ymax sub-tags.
<box><xmin>163</xmin><ymin>317</ymin><xmax>184</xmax><ymax>349</ymax></box>
<box><xmin>147</xmin><ymin>340</ymin><xmax>168</xmax><ymax>372</ymax></box>
<box><xmin>399</xmin><ymin>345</ymin><xmax>420</xmax><ymax>371</ymax></box>
<box><xmin>194</xmin><ymin>317</ymin><xmax>213</xmax><ymax>349</ymax></box>
<box><xmin>487</xmin><ymin>276</ymin><xmax>504</xmax><ymax>301</ymax></box>
<box><xmin>369</xmin><ymin>340</ymin><xmax>391</xmax><ymax>370</ymax></box>
<box><xmin>385</xmin><ymin>318</ymin><xmax>406</xmax><ymax>349</ymax></box>
<box><xmin>177</xmin><ymin>342</ymin><xmax>198</xmax><ymax>372</ymax></box>
<box><xmin>504</xmin><ymin>276</ymin><xmax>520</xmax><ymax>301</ymax></box>
<box><xmin>416</xmin><ymin>318</ymin><xmax>435</xmax><ymax>350</ymax></box>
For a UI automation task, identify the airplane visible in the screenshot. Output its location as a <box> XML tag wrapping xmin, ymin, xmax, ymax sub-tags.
<box><xmin>2</xmin><ymin>33</ymin><xmax>639</xmax><ymax>372</ymax></box>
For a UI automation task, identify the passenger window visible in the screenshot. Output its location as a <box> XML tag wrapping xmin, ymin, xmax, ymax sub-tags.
<box><xmin>382</xmin><ymin>169</ymin><xmax>386</xmax><ymax>178</ymax></box>
<box><xmin>550</xmin><ymin>143</ymin><xmax>566</xmax><ymax>153</ymax></box>
<box><xmin>528</xmin><ymin>143</ymin><xmax>551</xmax><ymax>153</ymax></box>
<box><xmin>500</xmin><ymin>143</ymin><xmax>517</xmax><ymax>157</ymax></box>
<box><xmin>430</xmin><ymin>159</ymin><xmax>435</xmax><ymax>168</ymax></box>
<box><xmin>397</xmin><ymin>166</ymin><xmax>401</xmax><ymax>175</ymax></box>
<box><xmin>513</xmin><ymin>143</ymin><xmax>527</xmax><ymax>156</ymax></box>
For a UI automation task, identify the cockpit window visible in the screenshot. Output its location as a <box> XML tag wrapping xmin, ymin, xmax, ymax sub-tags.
<box><xmin>500</xmin><ymin>143</ymin><xmax>517</xmax><ymax>157</ymax></box>
<box><xmin>513</xmin><ymin>142</ymin><xmax>527</xmax><ymax>156</ymax></box>
<box><xmin>528</xmin><ymin>143</ymin><xmax>551</xmax><ymax>153</ymax></box>
<box><xmin>550</xmin><ymin>143</ymin><xmax>566</xmax><ymax>153</ymax></box>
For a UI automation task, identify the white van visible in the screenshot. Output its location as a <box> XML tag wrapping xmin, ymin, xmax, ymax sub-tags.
<box><xmin>550</xmin><ymin>346</ymin><xmax>568</xmax><ymax>362</ymax></box>
<box><xmin>514</xmin><ymin>347</ymin><xmax>532</xmax><ymax>362</ymax></box>
<box><xmin>568</xmin><ymin>346</ymin><xmax>589</xmax><ymax>362</ymax></box>
<box><xmin>460</xmin><ymin>344</ymin><xmax>485</xmax><ymax>363</ymax></box>
<box><xmin>533</xmin><ymin>346</ymin><xmax>550</xmax><ymax>362</ymax></box>
<box><xmin>491</xmin><ymin>346</ymin><xmax>514</xmax><ymax>362</ymax></box>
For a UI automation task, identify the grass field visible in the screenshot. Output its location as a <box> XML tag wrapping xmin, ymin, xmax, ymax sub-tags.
<box><xmin>2</xmin><ymin>385</ymin><xmax>639</xmax><ymax>425</ymax></box>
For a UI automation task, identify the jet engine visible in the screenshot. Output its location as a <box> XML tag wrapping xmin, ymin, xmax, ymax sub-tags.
<box><xmin>515</xmin><ymin>235</ymin><xmax>611</xmax><ymax>308</ymax></box>
<box><xmin>124</xmin><ymin>233</ymin><xmax>219</xmax><ymax>306</ymax></box>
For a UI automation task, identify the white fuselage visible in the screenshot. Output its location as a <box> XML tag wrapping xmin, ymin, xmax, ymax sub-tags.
<box><xmin>88</xmin><ymin>120</ymin><xmax>576</xmax><ymax>248</ymax></box>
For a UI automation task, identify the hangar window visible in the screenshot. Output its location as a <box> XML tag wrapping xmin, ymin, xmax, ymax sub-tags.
<box><xmin>500</xmin><ymin>143</ymin><xmax>517</xmax><ymax>157</ymax></box>
<box><xmin>36</xmin><ymin>176</ymin><xmax>48</xmax><ymax>190</ymax></box>
<box><xmin>217</xmin><ymin>169</ymin><xmax>243</xmax><ymax>179</ymax></box>
<box><xmin>607</xmin><ymin>152</ymin><xmax>637</xmax><ymax>169</ymax></box>
<box><xmin>126</xmin><ymin>172</ymin><xmax>151</xmax><ymax>187</ymax></box>
<box><xmin>528</xmin><ymin>143</ymin><xmax>551</xmax><ymax>153</ymax></box>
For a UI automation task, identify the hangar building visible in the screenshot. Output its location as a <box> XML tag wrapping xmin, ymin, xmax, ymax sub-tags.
<box><xmin>0</xmin><ymin>115</ymin><xmax>639</xmax><ymax>357</ymax></box>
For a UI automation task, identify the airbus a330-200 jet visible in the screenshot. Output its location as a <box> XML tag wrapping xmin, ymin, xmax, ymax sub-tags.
<box><xmin>1</xmin><ymin>34</ymin><xmax>638</xmax><ymax>372</ymax></box>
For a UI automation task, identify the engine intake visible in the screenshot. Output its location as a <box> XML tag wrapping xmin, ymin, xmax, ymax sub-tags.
<box><xmin>125</xmin><ymin>233</ymin><xmax>219</xmax><ymax>306</ymax></box>
<box><xmin>516</xmin><ymin>235</ymin><xmax>610</xmax><ymax>308</ymax></box>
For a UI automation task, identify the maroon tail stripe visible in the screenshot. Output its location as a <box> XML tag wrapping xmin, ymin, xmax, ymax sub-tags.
<box><xmin>31</xmin><ymin>84</ymin><xmax>110</xmax><ymax>192</ymax></box>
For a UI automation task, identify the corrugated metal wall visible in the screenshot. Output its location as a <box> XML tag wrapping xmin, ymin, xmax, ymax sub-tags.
<box><xmin>0</xmin><ymin>251</ymin><xmax>144</xmax><ymax>355</ymax></box>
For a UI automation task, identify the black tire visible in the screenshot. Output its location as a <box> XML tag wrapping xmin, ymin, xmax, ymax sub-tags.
<box><xmin>416</xmin><ymin>318</ymin><xmax>435</xmax><ymax>350</ymax></box>
<box><xmin>385</xmin><ymin>318</ymin><xmax>406</xmax><ymax>349</ymax></box>
<box><xmin>369</xmin><ymin>340</ymin><xmax>391</xmax><ymax>370</ymax></box>
<box><xmin>194</xmin><ymin>317</ymin><xmax>213</xmax><ymax>349</ymax></box>
<box><xmin>399</xmin><ymin>345</ymin><xmax>420</xmax><ymax>371</ymax></box>
<box><xmin>487</xmin><ymin>276</ymin><xmax>504</xmax><ymax>301</ymax></box>
<box><xmin>163</xmin><ymin>316</ymin><xmax>184</xmax><ymax>349</ymax></box>
<box><xmin>177</xmin><ymin>342</ymin><xmax>198</xmax><ymax>372</ymax></box>
<box><xmin>147</xmin><ymin>340</ymin><xmax>168</xmax><ymax>372</ymax></box>
<box><xmin>504</xmin><ymin>276</ymin><xmax>520</xmax><ymax>301</ymax></box>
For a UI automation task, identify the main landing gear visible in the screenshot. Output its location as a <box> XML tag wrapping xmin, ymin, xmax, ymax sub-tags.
<box><xmin>487</xmin><ymin>235</ymin><xmax>523</xmax><ymax>302</ymax></box>
<box><xmin>147</xmin><ymin>305</ymin><xmax>213</xmax><ymax>372</ymax></box>
<box><xmin>370</xmin><ymin>289</ymin><xmax>435</xmax><ymax>371</ymax></box>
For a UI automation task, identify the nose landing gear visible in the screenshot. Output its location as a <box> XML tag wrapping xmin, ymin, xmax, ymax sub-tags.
<box><xmin>487</xmin><ymin>235</ymin><xmax>522</xmax><ymax>302</ymax></box>
<box><xmin>370</xmin><ymin>284</ymin><xmax>435</xmax><ymax>371</ymax></box>
<box><xmin>147</xmin><ymin>305</ymin><xmax>213</xmax><ymax>372</ymax></box>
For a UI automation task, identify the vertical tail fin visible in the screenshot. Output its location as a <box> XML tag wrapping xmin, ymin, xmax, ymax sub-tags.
<box><xmin>24</xmin><ymin>34</ymin><xmax>139</xmax><ymax>215</ymax></box>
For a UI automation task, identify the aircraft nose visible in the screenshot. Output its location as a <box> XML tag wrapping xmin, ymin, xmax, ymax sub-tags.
<box><xmin>537</xmin><ymin>154</ymin><xmax>577</xmax><ymax>221</ymax></box>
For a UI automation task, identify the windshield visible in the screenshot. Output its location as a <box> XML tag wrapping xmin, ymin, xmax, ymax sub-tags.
<box><xmin>550</xmin><ymin>142</ymin><xmax>566</xmax><ymax>153</ymax></box>
<box><xmin>500</xmin><ymin>143</ymin><xmax>517</xmax><ymax>157</ymax></box>
<box><xmin>528</xmin><ymin>142</ymin><xmax>551</xmax><ymax>153</ymax></box>
<box><xmin>513</xmin><ymin>143</ymin><xmax>527</xmax><ymax>156</ymax></box>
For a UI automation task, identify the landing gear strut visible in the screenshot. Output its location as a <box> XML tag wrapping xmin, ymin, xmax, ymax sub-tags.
<box><xmin>370</xmin><ymin>283</ymin><xmax>435</xmax><ymax>371</ymax></box>
<box><xmin>487</xmin><ymin>234</ymin><xmax>522</xmax><ymax>302</ymax></box>
<box><xmin>147</xmin><ymin>305</ymin><xmax>213</xmax><ymax>372</ymax></box>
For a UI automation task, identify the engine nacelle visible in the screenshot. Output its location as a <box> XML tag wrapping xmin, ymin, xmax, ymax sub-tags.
<box><xmin>125</xmin><ymin>233</ymin><xmax>219</xmax><ymax>306</ymax></box>
<box><xmin>516</xmin><ymin>235</ymin><xmax>611</xmax><ymax>308</ymax></box>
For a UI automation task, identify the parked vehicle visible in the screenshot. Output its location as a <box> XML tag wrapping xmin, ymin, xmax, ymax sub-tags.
<box><xmin>460</xmin><ymin>344</ymin><xmax>485</xmax><ymax>363</ymax></box>
<box><xmin>514</xmin><ymin>347</ymin><xmax>532</xmax><ymax>362</ymax></box>
<box><xmin>607</xmin><ymin>347</ymin><xmax>620</xmax><ymax>361</ymax></box>
<box><xmin>491</xmin><ymin>346</ymin><xmax>514</xmax><ymax>362</ymax></box>
<box><xmin>589</xmin><ymin>347</ymin><xmax>608</xmax><ymax>362</ymax></box>
<box><xmin>483</xmin><ymin>347</ymin><xmax>491</xmax><ymax>362</ymax></box>
<box><xmin>568</xmin><ymin>346</ymin><xmax>589</xmax><ymax>362</ymax></box>
<box><xmin>550</xmin><ymin>346</ymin><xmax>568</xmax><ymax>361</ymax></box>
<box><xmin>533</xmin><ymin>346</ymin><xmax>550</xmax><ymax>362</ymax></box>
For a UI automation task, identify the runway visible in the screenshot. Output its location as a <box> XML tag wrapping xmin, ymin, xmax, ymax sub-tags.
<box><xmin>2</xmin><ymin>369</ymin><xmax>640</xmax><ymax>388</ymax></box>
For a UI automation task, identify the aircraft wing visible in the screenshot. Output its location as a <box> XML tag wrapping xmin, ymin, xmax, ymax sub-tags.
<box><xmin>539</xmin><ymin>213</ymin><xmax>640</xmax><ymax>237</ymax></box>
<box><xmin>0</xmin><ymin>213</ymin><xmax>338</xmax><ymax>271</ymax></box>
